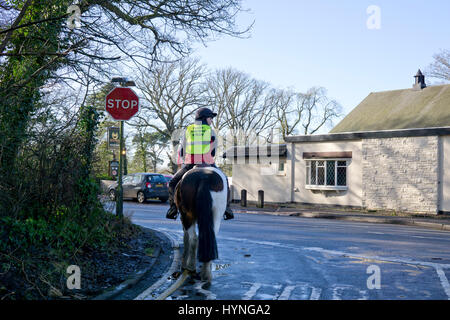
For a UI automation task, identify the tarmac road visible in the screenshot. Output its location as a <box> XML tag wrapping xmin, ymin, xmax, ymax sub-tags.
<box><xmin>124</xmin><ymin>201</ymin><xmax>450</xmax><ymax>300</ymax></box>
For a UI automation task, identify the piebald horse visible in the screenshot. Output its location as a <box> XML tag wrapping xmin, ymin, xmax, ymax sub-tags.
<box><xmin>174</xmin><ymin>166</ymin><xmax>228</xmax><ymax>283</ymax></box>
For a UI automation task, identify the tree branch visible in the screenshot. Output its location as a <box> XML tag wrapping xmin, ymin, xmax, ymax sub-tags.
<box><xmin>0</xmin><ymin>0</ymin><xmax>33</xmax><ymax>53</ymax></box>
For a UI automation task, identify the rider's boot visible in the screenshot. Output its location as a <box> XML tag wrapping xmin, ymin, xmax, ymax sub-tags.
<box><xmin>224</xmin><ymin>205</ymin><xmax>234</xmax><ymax>220</ymax></box>
<box><xmin>223</xmin><ymin>185</ymin><xmax>234</xmax><ymax>220</ymax></box>
<box><xmin>166</xmin><ymin>191</ymin><xmax>178</xmax><ymax>219</ymax></box>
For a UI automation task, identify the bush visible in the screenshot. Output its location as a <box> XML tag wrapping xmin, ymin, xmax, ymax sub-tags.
<box><xmin>0</xmin><ymin>104</ymin><xmax>132</xmax><ymax>299</ymax></box>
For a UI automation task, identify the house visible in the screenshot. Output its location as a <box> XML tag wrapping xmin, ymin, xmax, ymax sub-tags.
<box><xmin>224</xmin><ymin>71</ymin><xmax>450</xmax><ymax>214</ymax></box>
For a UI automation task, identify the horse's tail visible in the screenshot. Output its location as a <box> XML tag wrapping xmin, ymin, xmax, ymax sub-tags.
<box><xmin>196</xmin><ymin>176</ymin><xmax>218</xmax><ymax>263</ymax></box>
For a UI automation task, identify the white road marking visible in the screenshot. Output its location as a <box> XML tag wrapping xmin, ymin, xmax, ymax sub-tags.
<box><xmin>242</xmin><ymin>283</ymin><xmax>262</xmax><ymax>300</ymax></box>
<box><xmin>303</xmin><ymin>247</ymin><xmax>450</xmax><ymax>269</ymax></box>
<box><xmin>411</xmin><ymin>235</ymin><xmax>450</xmax><ymax>241</ymax></box>
<box><xmin>304</xmin><ymin>247</ymin><xmax>450</xmax><ymax>300</ymax></box>
<box><xmin>278</xmin><ymin>285</ymin><xmax>296</xmax><ymax>300</ymax></box>
<box><xmin>435</xmin><ymin>268</ymin><xmax>450</xmax><ymax>300</ymax></box>
<box><xmin>153</xmin><ymin>227</ymin><xmax>450</xmax><ymax>299</ymax></box>
<box><xmin>332</xmin><ymin>285</ymin><xmax>368</xmax><ymax>300</ymax></box>
<box><xmin>278</xmin><ymin>283</ymin><xmax>322</xmax><ymax>300</ymax></box>
<box><xmin>244</xmin><ymin>281</ymin><xmax>372</xmax><ymax>300</ymax></box>
<box><xmin>310</xmin><ymin>287</ymin><xmax>322</xmax><ymax>300</ymax></box>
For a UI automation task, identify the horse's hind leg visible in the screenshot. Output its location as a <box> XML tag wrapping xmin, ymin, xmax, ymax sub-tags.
<box><xmin>182</xmin><ymin>229</ymin><xmax>190</xmax><ymax>270</ymax></box>
<box><xmin>182</xmin><ymin>224</ymin><xmax>198</xmax><ymax>273</ymax></box>
<box><xmin>200</xmin><ymin>261</ymin><xmax>213</xmax><ymax>283</ymax></box>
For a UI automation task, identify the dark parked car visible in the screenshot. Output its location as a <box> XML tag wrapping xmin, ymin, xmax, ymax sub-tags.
<box><xmin>108</xmin><ymin>173</ymin><xmax>169</xmax><ymax>203</ymax></box>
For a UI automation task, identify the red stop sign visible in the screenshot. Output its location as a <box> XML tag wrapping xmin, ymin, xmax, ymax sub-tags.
<box><xmin>105</xmin><ymin>87</ymin><xmax>139</xmax><ymax>121</ymax></box>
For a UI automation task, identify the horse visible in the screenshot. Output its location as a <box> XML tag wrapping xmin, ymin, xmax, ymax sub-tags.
<box><xmin>174</xmin><ymin>165</ymin><xmax>228</xmax><ymax>283</ymax></box>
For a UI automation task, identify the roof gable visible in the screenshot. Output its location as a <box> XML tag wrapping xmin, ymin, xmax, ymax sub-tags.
<box><xmin>330</xmin><ymin>84</ymin><xmax>450</xmax><ymax>133</ymax></box>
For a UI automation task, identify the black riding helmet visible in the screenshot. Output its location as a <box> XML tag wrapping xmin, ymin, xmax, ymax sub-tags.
<box><xmin>195</xmin><ymin>107</ymin><xmax>217</xmax><ymax>120</ymax></box>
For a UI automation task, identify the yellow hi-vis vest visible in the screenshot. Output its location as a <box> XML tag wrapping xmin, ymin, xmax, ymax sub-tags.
<box><xmin>185</xmin><ymin>124</ymin><xmax>212</xmax><ymax>155</ymax></box>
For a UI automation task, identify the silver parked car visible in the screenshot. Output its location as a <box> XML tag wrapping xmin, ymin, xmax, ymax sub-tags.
<box><xmin>108</xmin><ymin>173</ymin><xmax>169</xmax><ymax>203</ymax></box>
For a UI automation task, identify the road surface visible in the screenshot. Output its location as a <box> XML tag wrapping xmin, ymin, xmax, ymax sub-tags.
<box><xmin>122</xmin><ymin>201</ymin><xmax>450</xmax><ymax>300</ymax></box>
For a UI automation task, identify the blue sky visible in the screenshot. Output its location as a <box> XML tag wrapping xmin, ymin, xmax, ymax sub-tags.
<box><xmin>193</xmin><ymin>0</ymin><xmax>450</xmax><ymax>133</ymax></box>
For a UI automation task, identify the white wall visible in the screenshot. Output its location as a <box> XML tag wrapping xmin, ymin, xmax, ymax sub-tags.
<box><xmin>293</xmin><ymin>140</ymin><xmax>363</xmax><ymax>207</ymax></box>
<box><xmin>440</xmin><ymin>135</ymin><xmax>450</xmax><ymax>212</ymax></box>
<box><xmin>363</xmin><ymin>136</ymin><xmax>439</xmax><ymax>214</ymax></box>
<box><xmin>230</xmin><ymin>152</ymin><xmax>291</xmax><ymax>203</ymax></box>
<box><xmin>230</xmin><ymin>135</ymin><xmax>446</xmax><ymax>214</ymax></box>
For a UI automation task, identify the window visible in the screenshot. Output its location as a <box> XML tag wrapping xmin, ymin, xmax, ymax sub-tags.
<box><xmin>317</xmin><ymin>160</ymin><xmax>325</xmax><ymax>185</ymax></box>
<box><xmin>337</xmin><ymin>161</ymin><xmax>347</xmax><ymax>186</ymax></box>
<box><xmin>326</xmin><ymin>161</ymin><xmax>335</xmax><ymax>185</ymax></box>
<box><xmin>305</xmin><ymin>159</ymin><xmax>348</xmax><ymax>190</ymax></box>
<box><xmin>132</xmin><ymin>175</ymin><xmax>143</xmax><ymax>184</ymax></box>
<box><xmin>122</xmin><ymin>176</ymin><xmax>132</xmax><ymax>184</ymax></box>
<box><xmin>276</xmin><ymin>162</ymin><xmax>286</xmax><ymax>176</ymax></box>
<box><xmin>148</xmin><ymin>175</ymin><xmax>166</xmax><ymax>183</ymax></box>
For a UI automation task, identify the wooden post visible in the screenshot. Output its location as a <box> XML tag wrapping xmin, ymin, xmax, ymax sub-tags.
<box><xmin>241</xmin><ymin>189</ymin><xmax>247</xmax><ymax>207</ymax></box>
<box><xmin>257</xmin><ymin>190</ymin><xmax>264</xmax><ymax>208</ymax></box>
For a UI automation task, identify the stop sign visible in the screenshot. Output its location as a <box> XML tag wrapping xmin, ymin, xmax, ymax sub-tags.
<box><xmin>105</xmin><ymin>87</ymin><xmax>139</xmax><ymax>121</ymax></box>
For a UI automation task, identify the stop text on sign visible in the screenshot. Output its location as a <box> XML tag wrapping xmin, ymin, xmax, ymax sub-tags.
<box><xmin>105</xmin><ymin>87</ymin><xmax>139</xmax><ymax>121</ymax></box>
<box><xmin>106</xmin><ymin>99</ymin><xmax>138</xmax><ymax>109</ymax></box>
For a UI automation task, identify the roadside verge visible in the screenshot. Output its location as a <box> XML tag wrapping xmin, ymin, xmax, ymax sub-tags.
<box><xmin>93</xmin><ymin>227</ymin><xmax>174</xmax><ymax>300</ymax></box>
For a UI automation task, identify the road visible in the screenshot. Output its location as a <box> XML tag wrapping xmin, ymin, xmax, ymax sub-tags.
<box><xmin>123</xmin><ymin>201</ymin><xmax>450</xmax><ymax>300</ymax></box>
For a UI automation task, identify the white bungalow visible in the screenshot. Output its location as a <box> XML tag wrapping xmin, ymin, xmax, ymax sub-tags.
<box><xmin>224</xmin><ymin>71</ymin><xmax>450</xmax><ymax>215</ymax></box>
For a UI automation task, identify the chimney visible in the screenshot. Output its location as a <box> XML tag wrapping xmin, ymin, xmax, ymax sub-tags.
<box><xmin>413</xmin><ymin>69</ymin><xmax>426</xmax><ymax>90</ymax></box>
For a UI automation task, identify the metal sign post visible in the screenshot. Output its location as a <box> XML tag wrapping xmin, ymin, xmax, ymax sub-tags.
<box><xmin>117</xmin><ymin>121</ymin><xmax>124</xmax><ymax>218</ymax></box>
<box><xmin>105</xmin><ymin>79</ymin><xmax>139</xmax><ymax>219</ymax></box>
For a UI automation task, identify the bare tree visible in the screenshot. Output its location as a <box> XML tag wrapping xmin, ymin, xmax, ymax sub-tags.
<box><xmin>427</xmin><ymin>49</ymin><xmax>450</xmax><ymax>82</ymax></box>
<box><xmin>205</xmin><ymin>68</ymin><xmax>277</xmax><ymax>145</ymax></box>
<box><xmin>274</xmin><ymin>87</ymin><xmax>342</xmax><ymax>140</ymax></box>
<box><xmin>1</xmin><ymin>0</ymin><xmax>250</xmax><ymax>61</ymax></box>
<box><xmin>0</xmin><ymin>0</ymin><xmax>251</xmax><ymax>205</ymax></box>
<box><xmin>300</xmin><ymin>87</ymin><xmax>342</xmax><ymax>135</ymax></box>
<box><xmin>132</xmin><ymin>58</ymin><xmax>206</xmax><ymax>172</ymax></box>
<box><xmin>270</xmin><ymin>88</ymin><xmax>296</xmax><ymax>140</ymax></box>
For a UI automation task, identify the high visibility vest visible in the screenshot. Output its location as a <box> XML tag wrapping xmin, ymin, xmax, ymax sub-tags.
<box><xmin>185</xmin><ymin>124</ymin><xmax>212</xmax><ymax>155</ymax></box>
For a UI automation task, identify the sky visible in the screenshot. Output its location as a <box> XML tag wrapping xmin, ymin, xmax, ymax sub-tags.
<box><xmin>192</xmin><ymin>0</ymin><xmax>450</xmax><ymax>134</ymax></box>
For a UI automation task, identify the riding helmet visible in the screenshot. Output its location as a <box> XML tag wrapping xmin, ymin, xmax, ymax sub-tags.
<box><xmin>195</xmin><ymin>107</ymin><xmax>217</xmax><ymax>120</ymax></box>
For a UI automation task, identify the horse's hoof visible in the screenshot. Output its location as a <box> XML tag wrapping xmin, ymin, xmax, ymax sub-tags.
<box><xmin>191</xmin><ymin>272</ymin><xmax>201</xmax><ymax>280</ymax></box>
<box><xmin>200</xmin><ymin>273</ymin><xmax>212</xmax><ymax>283</ymax></box>
<box><xmin>202</xmin><ymin>277</ymin><xmax>212</xmax><ymax>283</ymax></box>
<box><xmin>170</xmin><ymin>271</ymin><xmax>181</xmax><ymax>279</ymax></box>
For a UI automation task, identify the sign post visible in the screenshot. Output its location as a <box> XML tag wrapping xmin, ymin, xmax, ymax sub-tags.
<box><xmin>117</xmin><ymin>121</ymin><xmax>124</xmax><ymax>217</ymax></box>
<box><xmin>105</xmin><ymin>86</ymin><xmax>139</xmax><ymax>218</ymax></box>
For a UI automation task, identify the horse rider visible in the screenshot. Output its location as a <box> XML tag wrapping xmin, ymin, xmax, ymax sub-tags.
<box><xmin>166</xmin><ymin>107</ymin><xmax>234</xmax><ymax>220</ymax></box>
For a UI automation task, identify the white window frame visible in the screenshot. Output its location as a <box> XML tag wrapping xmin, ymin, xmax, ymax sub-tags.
<box><xmin>305</xmin><ymin>158</ymin><xmax>349</xmax><ymax>191</ymax></box>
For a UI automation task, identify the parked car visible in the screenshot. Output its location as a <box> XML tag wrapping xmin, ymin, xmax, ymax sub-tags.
<box><xmin>163</xmin><ymin>174</ymin><xmax>173</xmax><ymax>183</ymax></box>
<box><xmin>108</xmin><ymin>173</ymin><xmax>169</xmax><ymax>203</ymax></box>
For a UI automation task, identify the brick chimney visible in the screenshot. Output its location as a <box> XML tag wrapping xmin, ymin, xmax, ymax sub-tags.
<box><xmin>413</xmin><ymin>69</ymin><xmax>426</xmax><ymax>90</ymax></box>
